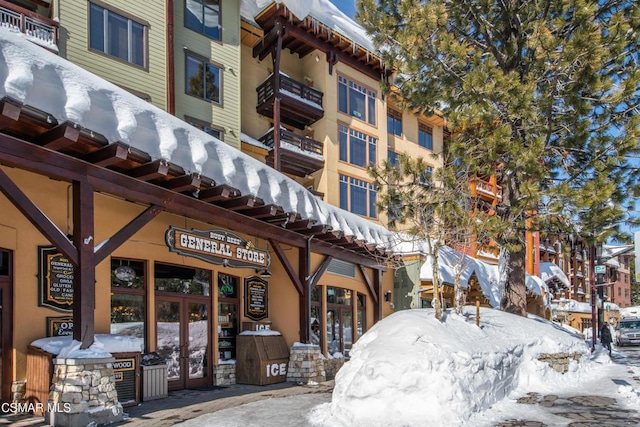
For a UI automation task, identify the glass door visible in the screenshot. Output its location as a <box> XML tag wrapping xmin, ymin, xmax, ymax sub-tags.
<box><xmin>0</xmin><ymin>249</ymin><xmax>12</xmax><ymax>403</ymax></box>
<box><xmin>156</xmin><ymin>297</ymin><xmax>209</xmax><ymax>390</ymax></box>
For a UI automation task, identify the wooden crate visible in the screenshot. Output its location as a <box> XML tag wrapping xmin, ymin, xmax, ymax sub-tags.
<box><xmin>235</xmin><ymin>335</ymin><xmax>290</xmax><ymax>385</ymax></box>
<box><xmin>25</xmin><ymin>345</ymin><xmax>55</xmax><ymax>416</ymax></box>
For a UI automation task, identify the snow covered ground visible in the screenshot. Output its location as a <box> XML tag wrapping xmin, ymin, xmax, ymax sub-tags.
<box><xmin>177</xmin><ymin>307</ymin><xmax>640</xmax><ymax>427</ymax></box>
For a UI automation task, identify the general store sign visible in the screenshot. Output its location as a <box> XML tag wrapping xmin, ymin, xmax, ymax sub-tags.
<box><xmin>165</xmin><ymin>226</ymin><xmax>270</xmax><ymax>269</ymax></box>
<box><xmin>38</xmin><ymin>246</ymin><xmax>74</xmax><ymax>312</ymax></box>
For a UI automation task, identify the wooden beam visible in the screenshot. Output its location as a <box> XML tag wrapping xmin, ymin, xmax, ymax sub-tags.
<box><xmin>237</xmin><ymin>204</ymin><xmax>281</xmax><ymax>219</ymax></box>
<box><xmin>310</xmin><ymin>255</ymin><xmax>332</xmax><ymax>286</ymax></box>
<box><xmin>270</xmin><ymin>239</ymin><xmax>304</xmax><ymax>295</ymax></box>
<box><xmin>299</xmin><ymin>242</ymin><xmax>310</xmax><ymax>343</ymax></box>
<box><xmin>216</xmin><ymin>195</ymin><xmax>262</xmax><ymax>210</ymax></box>
<box><xmin>32</xmin><ymin>122</ymin><xmax>80</xmax><ymax>151</ymax></box>
<box><xmin>0</xmin><ymin>132</ymin><xmax>387</xmax><ymax>269</ymax></box>
<box><xmin>72</xmin><ymin>179</ymin><xmax>95</xmax><ymax>349</ymax></box>
<box><xmin>0</xmin><ymin>98</ymin><xmax>21</xmax><ymax>129</ymax></box>
<box><xmin>82</xmin><ymin>142</ymin><xmax>129</xmax><ymax>167</ymax></box>
<box><xmin>94</xmin><ymin>204</ymin><xmax>163</xmax><ymax>264</ymax></box>
<box><xmin>198</xmin><ymin>185</ymin><xmax>238</xmax><ymax>202</ymax></box>
<box><xmin>0</xmin><ymin>166</ymin><xmax>77</xmax><ymax>264</ymax></box>
<box><xmin>127</xmin><ymin>159</ymin><xmax>169</xmax><ymax>181</ymax></box>
<box><xmin>163</xmin><ymin>174</ymin><xmax>201</xmax><ymax>193</ymax></box>
<box><xmin>358</xmin><ymin>263</ymin><xmax>378</xmax><ymax>304</ymax></box>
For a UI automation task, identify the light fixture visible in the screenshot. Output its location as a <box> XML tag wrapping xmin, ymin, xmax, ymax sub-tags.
<box><xmin>259</xmin><ymin>269</ymin><xmax>272</xmax><ymax>279</ymax></box>
<box><xmin>384</xmin><ymin>290</ymin><xmax>392</xmax><ymax>302</ymax></box>
<box><xmin>114</xmin><ymin>265</ymin><xmax>136</xmax><ymax>281</ymax></box>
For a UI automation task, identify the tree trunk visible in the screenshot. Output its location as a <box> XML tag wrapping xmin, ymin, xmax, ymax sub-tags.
<box><xmin>500</xmin><ymin>240</ymin><xmax>528</xmax><ymax>316</ymax></box>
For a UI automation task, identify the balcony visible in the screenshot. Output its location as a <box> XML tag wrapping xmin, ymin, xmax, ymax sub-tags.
<box><xmin>256</xmin><ymin>73</ymin><xmax>324</xmax><ymax>129</ymax></box>
<box><xmin>0</xmin><ymin>1</ymin><xmax>58</xmax><ymax>51</ymax></box>
<box><xmin>259</xmin><ymin>128</ymin><xmax>324</xmax><ymax>177</ymax></box>
<box><xmin>472</xmin><ymin>177</ymin><xmax>502</xmax><ymax>201</ymax></box>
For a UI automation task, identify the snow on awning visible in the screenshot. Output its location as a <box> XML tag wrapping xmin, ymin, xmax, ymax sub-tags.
<box><xmin>539</xmin><ymin>262</ymin><xmax>571</xmax><ymax>288</ymax></box>
<box><xmin>0</xmin><ymin>29</ymin><xmax>393</xmax><ymax>250</ymax></box>
<box><xmin>419</xmin><ymin>246</ymin><xmax>476</xmax><ymax>287</ymax></box>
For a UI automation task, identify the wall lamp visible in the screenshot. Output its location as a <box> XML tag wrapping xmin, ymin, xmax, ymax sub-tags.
<box><xmin>384</xmin><ymin>290</ymin><xmax>392</xmax><ymax>302</ymax></box>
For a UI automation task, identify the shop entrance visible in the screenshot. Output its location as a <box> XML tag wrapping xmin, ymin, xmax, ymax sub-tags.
<box><xmin>154</xmin><ymin>263</ymin><xmax>211</xmax><ymax>391</ymax></box>
<box><xmin>327</xmin><ymin>305</ymin><xmax>352</xmax><ymax>358</ymax></box>
<box><xmin>0</xmin><ymin>249</ymin><xmax>13</xmax><ymax>403</ymax></box>
<box><xmin>156</xmin><ymin>296</ymin><xmax>210</xmax><ymax>390</ymax></box>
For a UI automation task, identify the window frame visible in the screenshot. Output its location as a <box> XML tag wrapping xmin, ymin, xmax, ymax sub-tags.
<box><xmin>418</xmin><ymin>122</ymin><xmax>434</xmax><ymax>150</ymax></box>
<box><xmin>338</xmin><ymin>123</ymin><xmax>377</xmax><ymax>168</ymax></box>
<box><xmin>184</xmin><ymin>0</ymin><xmax>222</xmax><ymax>42</ymax></box>
<box><xmin>185</xmin><ymin>51</ymin><xmax>223</xmax><ymax>105</ymax></box>
<box><xmin>185</xmin><ymin>115</ymin><xmax>225</xmax><ymax>141</ymax></box>
<box><xmin>88</xmin><ymin>1</ymin><xmax>148</xmax><ymax>69</ymax></box>
<box><xmin>338</xmin><ymin>75</ymin><xmax>377</xmax><ymax>126</ymax></box>
<box><xmin>339</xmin><ymin>174</ymin><xmax>377</xmax><ymax>219</ymax></box>
<box><xmin>387</xmin><ymin>108</ymin><xmax>403</xmax><ymax>136</ymax></box>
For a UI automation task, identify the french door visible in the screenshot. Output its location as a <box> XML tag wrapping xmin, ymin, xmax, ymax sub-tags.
<box><xmin>155</xmin><ymin>296</ymin><xmax>210</xmax><ymax>390</ymax></box>
<box><xmin>0</xmin><ymin>249</ymin><xmax>12</xmax><ymax>403</ymax></box>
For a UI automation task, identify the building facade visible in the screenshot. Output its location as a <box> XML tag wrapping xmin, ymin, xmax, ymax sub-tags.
<box><xmin>0</xmin><ymin>0</ymin><xmax>397</xmax><ymax>407</ymax></box>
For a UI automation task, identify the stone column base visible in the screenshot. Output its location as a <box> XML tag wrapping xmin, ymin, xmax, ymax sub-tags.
<box><xmin>46</xmin><ymin>356</ymin><xmax>123</xmax><ymax>427</ymax></box>
<box><xmin>287</xmin><ymin>344</ymin><xmax>326</xmax><ymax>384</ymax></box>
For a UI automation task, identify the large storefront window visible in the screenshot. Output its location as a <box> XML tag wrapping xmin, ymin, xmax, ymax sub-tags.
<box><xmin>218</xmin><ymin>273</ymin><xmax>239</xmax><ymax>361</ymax></box>
<box><xmin>110</xmin><ymin>259</ymin><xmax>146</xmax><ymax>343</ymax></box>
<box><xmin>311</xmin><ymin>286</ymin><xmax>321</xmax><ymax>347</ymax></box>
<box><xmin>155</xmin><ymin>263</ymin><xmax>211</xmax><ymax>389</ymax></box>
<box><xmin>357</xmin><ymin>293</ymin><xmax>366</xmax><ymax>338</ymax></box>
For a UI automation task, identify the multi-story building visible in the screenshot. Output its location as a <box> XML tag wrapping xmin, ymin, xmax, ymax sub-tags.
<box><xmin>0</xmin><ymin>0</ymin><xmax>399</xmax><ymax>406</ymax></box>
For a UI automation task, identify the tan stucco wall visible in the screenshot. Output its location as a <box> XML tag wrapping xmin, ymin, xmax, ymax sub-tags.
<box><xmin>0</xmin><ymin>166</ymin><xmax>391</xmax><ymax>383</ymax></box>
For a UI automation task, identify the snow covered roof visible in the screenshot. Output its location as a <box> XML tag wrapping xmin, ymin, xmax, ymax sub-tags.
<box><xmin>0</xmin><ymin>28</ymin><xmax>393</xmax><ymax>251</ymax></box>
<box><xmin>540</xmin><ymin>262</ymin><xmax>571</xmax><ymax>287</ymax></box>
<box><xmin>418</xmin><ymin>245</ymin><xmax>547</xmax><ymax>308</ymax></box>
<box><xmin>240</xmin><ymin>0</ymin><xmax>375</xmax><ymax>53</ymax></box>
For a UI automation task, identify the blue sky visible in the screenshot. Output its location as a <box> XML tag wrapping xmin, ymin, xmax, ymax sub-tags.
<box><xmin>329</xmin><ymin>0</ymin><xmax>356</xmax><ymax>18</ymax></box>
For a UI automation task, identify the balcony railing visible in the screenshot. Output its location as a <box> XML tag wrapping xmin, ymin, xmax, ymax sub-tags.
<box><xmin>259</xmin><ymin>128</ymin><xmax>323</xmax><ymax>158</ymax></box>
<box><xmin>0</xmin><ymin>1</ymin><xmax>58</xmax><ymax>51</ymax></box>
<box><xmin>474</xmin><ymin>178</ymin><xmax>503</xmax><ymax>200</ymax></box>
<box><xmin>256</xmin><ymin>72</ymin><xmax>324</xmax><ymax>129</ymax></box>
<box><xmin>259</xmin><ymin>128</ymin><xmax>324</xmax><ymax>177</ymax></box>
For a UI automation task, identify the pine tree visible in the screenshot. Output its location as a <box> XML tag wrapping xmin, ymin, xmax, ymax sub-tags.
<box><xmin>358</xmin><ymin>0</ymin><xmax>640</xmax><ymax>316</ymax></box>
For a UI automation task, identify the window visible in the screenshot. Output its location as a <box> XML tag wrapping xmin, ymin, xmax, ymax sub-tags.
<box><xmin>338</xmin><ymin>76</ymin><xmax>376</xmax><ymax>125</ymax></box>
<box><xmin>418</xmin><ymin>123</ymin><xmax>433</xmax><ymax>150</ymax></box>
<box><xmin>185</xmin><ymin>0</ymin><xmax>221</xmax><ymax>40</ymax></box>
<box><xmin>89</xmin><ymin>3</ymin><xmax>146</xmax><ymax>67</ymax></box>
<box><xmin>110</xmin><ymin>259</ymin><xmax>146</xmax><ymax>345</ymax></box>
<box><xmin>186</xmin><ymin>52</ymin><xmax>222</xmax><ymax>103</ymax></box>
<box><xmin>387</xmin><ymin>150</ymin><xmax>399</xmax><ymax>167</ymax></box>
<box><xmin>185</xmin><ymin>116</ymin><xmax>224</xmax><ymax>141</ymax></box>
<box><xmin>419</xmin><ymin>166</ymin><xmax>434</xmax><ymax>186</ymax></box>
<box><xmin>218</xmin><ymin>273</ymin><xmax>238</xmax><ymax>361</ymax></box>
<box><xmin>387</xmin><ymin>108</ymin><xmax>402</xmax><ymax>136</ymax></box>
<box><xmin>339</xmin><ymin>124</ymin><xmax>377</xmax><ymax>167</ymax></box>
<box><xmin>340</xmin><ymin>175</ymin><xmax>377</xmax><ymax>218</ymax></box>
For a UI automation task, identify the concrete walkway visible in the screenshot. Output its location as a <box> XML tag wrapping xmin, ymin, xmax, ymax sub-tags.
<box><xmin>0</xmin><ymin>381</ymin><xmax>334</xmax><ymax>427</ymax></box>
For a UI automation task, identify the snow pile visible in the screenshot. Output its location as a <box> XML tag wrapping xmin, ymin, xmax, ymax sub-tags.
<box><xmin>313</xmin><ymin>308</ymin><xmax>592</xmax><ymax>426</ymax></box>
<box><xmin>30</xmin><ymin>334</ymin><xmax>143</xmax><ymax>358</ymax></box>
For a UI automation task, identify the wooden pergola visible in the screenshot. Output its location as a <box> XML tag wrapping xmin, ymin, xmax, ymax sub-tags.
<box><xmin>0</xmin><ymin>96</ymin><xmax>389</xmax><ymax>349</ymax></box>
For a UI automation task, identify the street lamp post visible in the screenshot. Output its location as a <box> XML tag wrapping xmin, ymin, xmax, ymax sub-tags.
<box><xmin>590</xmin><ymin>243</ymin><xmax>597</xmax><ymax>352</ymax></box>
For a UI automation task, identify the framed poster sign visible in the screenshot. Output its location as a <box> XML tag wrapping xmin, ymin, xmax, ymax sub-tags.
<box><xmin>245</xmin><ymin>276</ymin><xmax>268</xmax><ymax>321</ymax></box>
<box><xmin>38</xmin><ymin>246</ymin><xmax>74</xmax><ymax>312</ymax></box>
<box><xmin>46</xmin><ymin>317</ymin><xmax>74</xmax><ymax>337</ymax></box>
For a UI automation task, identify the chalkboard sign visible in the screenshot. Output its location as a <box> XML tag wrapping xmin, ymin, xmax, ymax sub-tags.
<box><xmin>47</xmin><ymin>317</ymin><xmax>74</xmax><ymax>337</ymax></box>
<box><xmin>38</xmin><ymin>246</ymin><xmax>74</xmax><ymax>312</ymax></box>
<box><xmin>245</xmin><ymin>276</ymin><xmax>268</xmax><ymax>321</ymax></box>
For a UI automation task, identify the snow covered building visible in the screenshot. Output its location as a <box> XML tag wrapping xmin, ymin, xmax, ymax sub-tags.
<box><xmin>0</xmin><ymin>0</ymin><xmax>401</xmax><ymax>409</ymax></box>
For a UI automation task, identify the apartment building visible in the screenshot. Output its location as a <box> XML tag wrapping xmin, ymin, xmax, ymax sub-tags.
<box><xmin>0</xmin><ymin>0</ymin><xmax>395</xmax><ymax>405</ymax></box>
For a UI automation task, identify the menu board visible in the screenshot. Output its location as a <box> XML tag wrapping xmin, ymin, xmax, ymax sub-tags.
<box><xmin>38</xmin><ymin>246</ymin><xmax>74</xmax><ymax>312</ymax></box>
<box><xmin>245</xmin><ymin>277</ymin><xmax>268</xmax><ymax>321</ymax></box>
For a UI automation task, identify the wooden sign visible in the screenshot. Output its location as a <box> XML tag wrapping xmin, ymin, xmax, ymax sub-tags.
<box><xmin>165</xmin><ymin>227</ymin><xmax>270</xmax><ymax>269</ymax></box>
<box><xmin>245</xmin><ymin>276</ymin><xmax>268</xmax><ymax>321</ymax></box>
<box><xmin>38</xmin><ymin>246</ymin><xmax>74</xmax><ymax>312</ymax></box>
